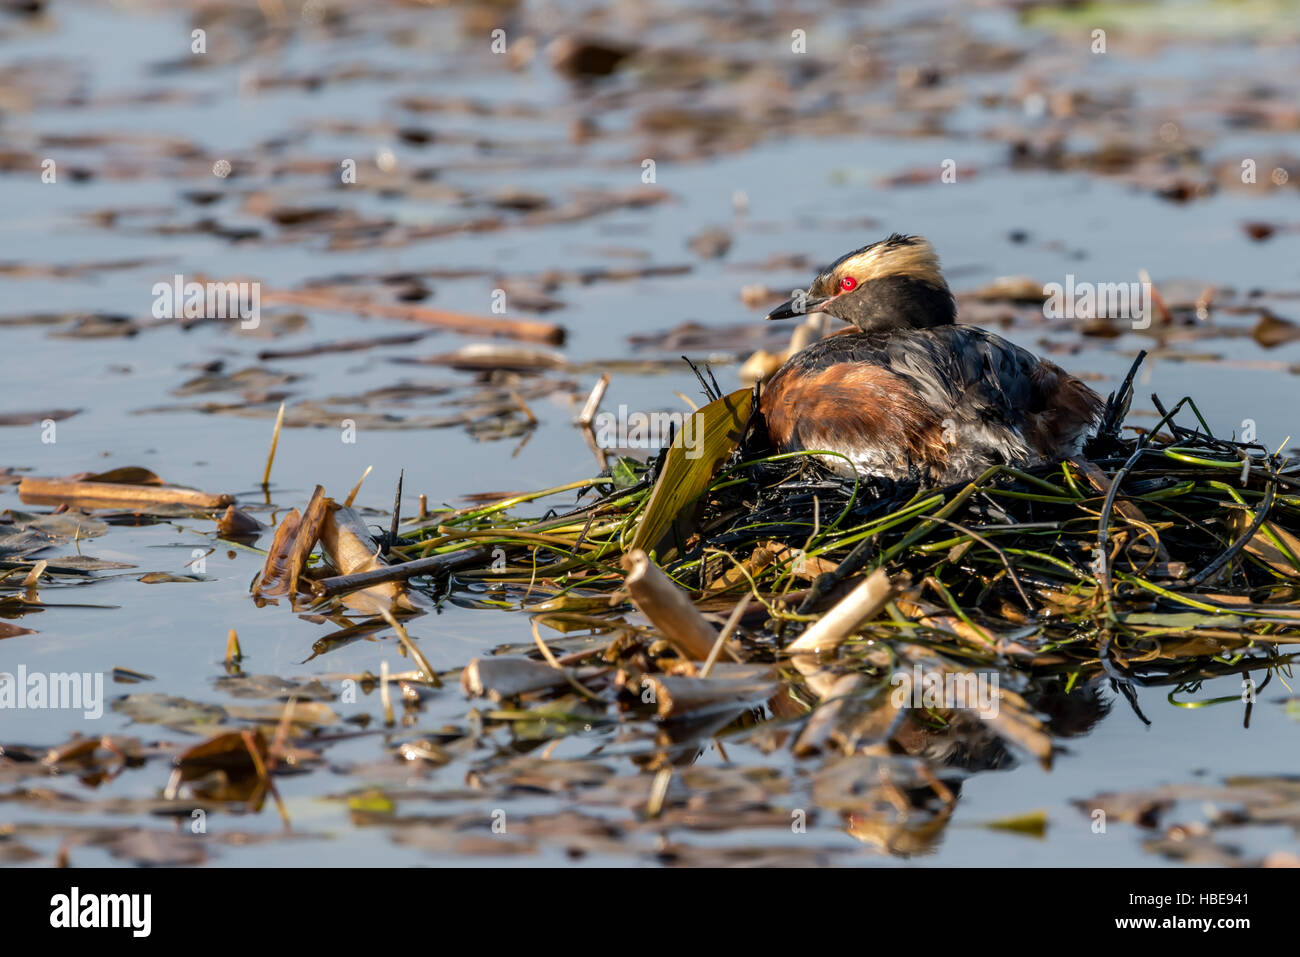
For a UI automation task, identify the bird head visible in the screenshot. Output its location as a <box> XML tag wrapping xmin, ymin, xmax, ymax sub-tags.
<box><xmin>766</xmin><ymin>234</ymin><xmax>956</xmax><ymax>331</ymax></box>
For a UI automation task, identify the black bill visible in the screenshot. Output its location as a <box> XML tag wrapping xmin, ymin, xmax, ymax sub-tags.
<box><xmin>765</xmin><ymin>294</ymin><xmax>829</xmax><ymax>321</ymax></box>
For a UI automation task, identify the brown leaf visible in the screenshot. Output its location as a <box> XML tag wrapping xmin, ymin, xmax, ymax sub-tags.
<box><xmin>1226</xmin><ymin>510</ymin><xmax>1300</xmax><ymax>577</ymax></box>
<box><xmin>1252</xmin><ymin>312</ymin><xmax>1300</xmax><ymax>348</ymax></box>
<box><xmin>251</xmin><ymin>508</ymin><xmax>302</xmax><ymax>597</ymax></box>
<box><xmin>217</xmin><ymin>504</ymin><xmax>263</xmax><ymax>538</ymax></box>
<box><xmin>175</xmin><ymin>728</ymin><xmax>268</xmax><ymax>780</ymax></box>
<box><xmin>0</xmin><ymin>409</ymin><xmax>80</xmax><ymax>426</ymax></box>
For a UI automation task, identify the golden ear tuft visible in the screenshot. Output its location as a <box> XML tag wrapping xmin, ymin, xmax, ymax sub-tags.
<box><xmin>830</xmin><ymin>235</ymin><xmax>945</xmax><ymax>288</ymax></box>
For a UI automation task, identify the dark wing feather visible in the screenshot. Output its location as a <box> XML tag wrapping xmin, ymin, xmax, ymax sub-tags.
<box><xmin>769</xmin><ymin>326</ymin><xmax>1102</xmax><ymax>462</ymax></box>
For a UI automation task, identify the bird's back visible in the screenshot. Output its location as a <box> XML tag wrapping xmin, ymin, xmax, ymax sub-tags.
<box><xmin>759</xmin><ymin>326</ymin><xmax>1103</xmax><ymax>483</ymax></box>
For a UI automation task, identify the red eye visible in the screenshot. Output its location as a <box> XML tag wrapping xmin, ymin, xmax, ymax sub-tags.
<box><xmin>839</xmin><ymin>276</ymin><xmax>857</xmax><ymax>292</ymax></box>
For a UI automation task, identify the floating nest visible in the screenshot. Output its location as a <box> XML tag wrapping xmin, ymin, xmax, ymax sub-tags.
<box><xmin>318</xmin><ymin>353</ymin><xmax>1298</xmax><ymax>745</ymax></box>
<box><xmin>241</xmin><ymin>351</ymin><xmax>1300</xmax><ymax>809</ymax></box>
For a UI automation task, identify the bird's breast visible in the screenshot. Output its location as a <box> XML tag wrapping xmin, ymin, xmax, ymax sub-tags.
<box><xmin>760</xmin><ymin>358</ymin><xmax>952</xmax><ymax>477</ymax></box>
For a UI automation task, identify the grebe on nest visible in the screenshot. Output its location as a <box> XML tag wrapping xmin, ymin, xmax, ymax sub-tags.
<box><xmin>759</xmin><ymin>234</ymin><xmax>1103</xmax><ymax>484</ymax></box>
